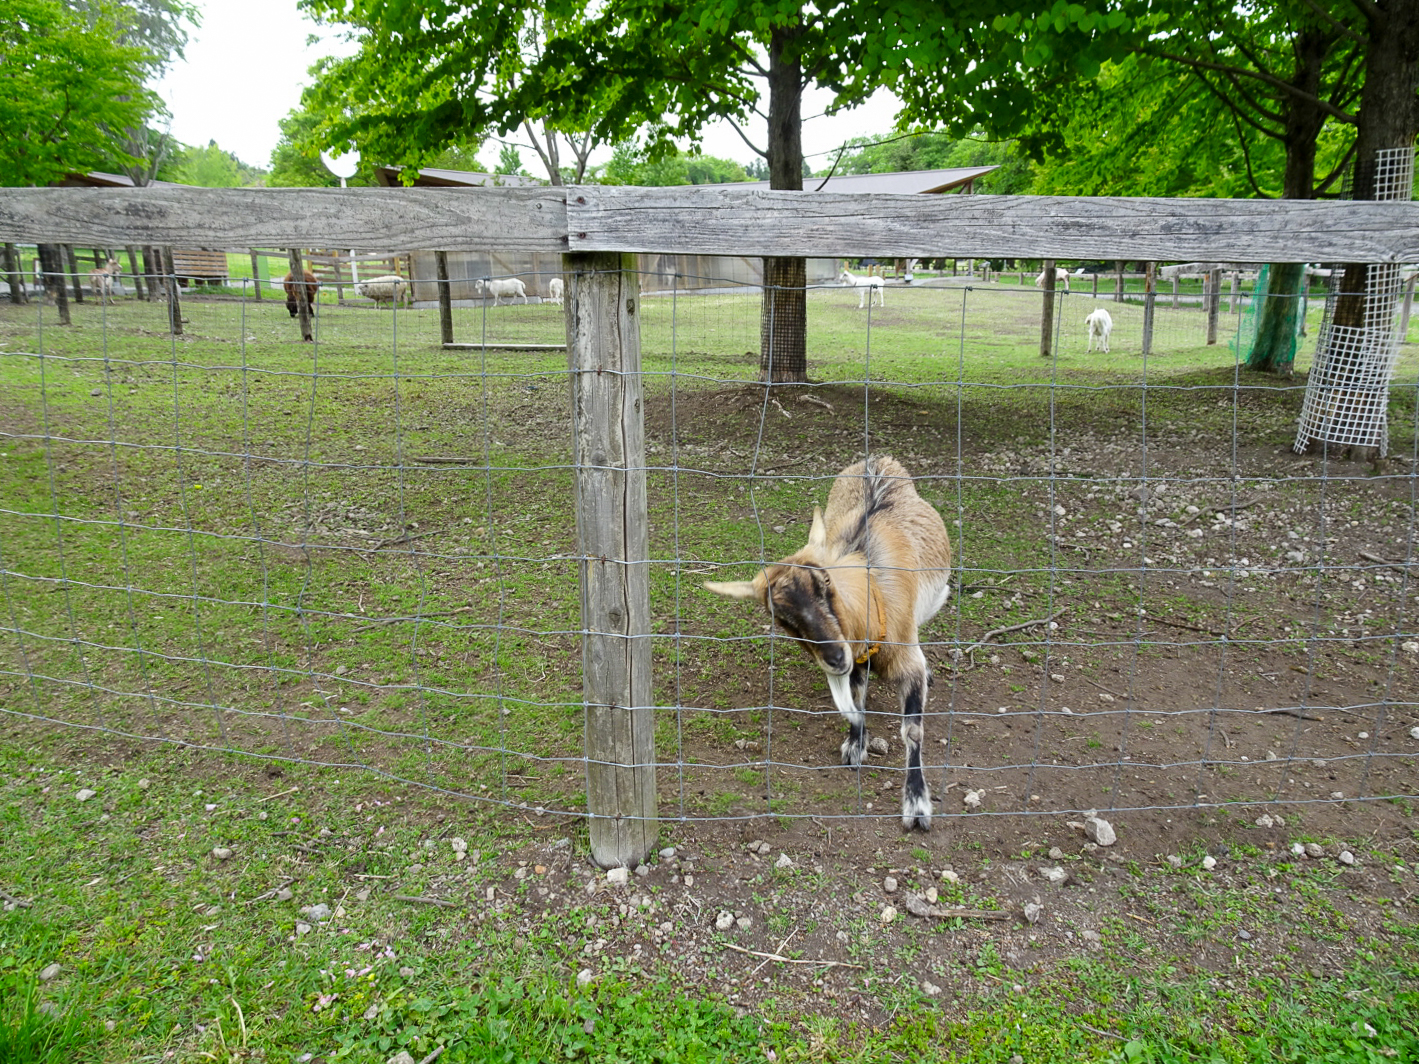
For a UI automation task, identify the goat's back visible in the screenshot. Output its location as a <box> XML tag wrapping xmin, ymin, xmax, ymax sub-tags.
<box><xmin>823</xmin><ymin>457</ymin><xmax>951</xmax><ymax>574</ymax></box>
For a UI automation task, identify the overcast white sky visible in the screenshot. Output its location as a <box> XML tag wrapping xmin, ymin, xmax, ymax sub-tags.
<box><xmin>152</xmin><ymin>0</ymin><xmax>905</xmax><ymax>178</ymax></box>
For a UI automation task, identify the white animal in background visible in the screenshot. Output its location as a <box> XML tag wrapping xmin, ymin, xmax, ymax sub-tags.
<box><xmin>546</xmin><ymin>277</ymin><xmax>564</xmax><ymax>306</ymax></box>
<box><xmin>1035</xmin><ymin>266</ymin><xmax>1071</xmax><ymax>292</ymax></box>
<box><xmin>477</xmin><ymin>277</ymin><xmax>528</xmax><ymax>306</ymax></box>
<box><xmin>354</xmin><ymin>274</ymin><xmax>410</xmax><ymax>309</ymax></box>
<box><xmin>87</xmin><ymin>258</ymin><xmax>122</xmax><ymax>304</ymax></box>
<box><xmin>1085</xmin><ymin>307</ymin><xmax>1113</xmax><ymax>353</ymax></box>
<box><xmin>838</xmin><ymin>267</ymin><xmax>885</xmax><ymax>309</ymax></box>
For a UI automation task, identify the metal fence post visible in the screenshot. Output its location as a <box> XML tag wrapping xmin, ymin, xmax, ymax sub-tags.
<box><xmin>566</xmin><ymin>250</ymin><xmax>658</xmax><ymax>869</ymax></box>
<box><xmin>1040</xmin><ymin>258</ymin><xmax>1057</xmax><ymax>359</ymax></box>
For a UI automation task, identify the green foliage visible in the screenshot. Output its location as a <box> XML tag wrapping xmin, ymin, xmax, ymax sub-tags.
<box><xmin>597</xmin><ymin>143</ymin><xmax>749</xmax><ymax>185</ymax></box>
<box><xmin>0</xmin><ymin>913</ymin><xmax>102</xmax><ymax>1063</ymax></box>
<box><xmin>498</xmin><ymin>143</ymin><xmax>528</xmax><ymax>177</ymax></box>
<box><xmin>0</xmin><ymin>0</ymin><xmax>161</xmax><ymax>187</ymax></box>
<box><xmin>268</xmin><ymin>108</ymin><xmax>379</xmax><ymax>188</ymax></box>
<box><xmin>173</xmin><ymin>140</ymin><xmax>267</xmax><ymax>188</ymax></box>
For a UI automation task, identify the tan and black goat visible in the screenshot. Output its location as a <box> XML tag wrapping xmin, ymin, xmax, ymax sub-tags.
<box><xmin>706</xmin><ymin>456</ymin><xmax>952</xmax><ymax>830</ymax></box>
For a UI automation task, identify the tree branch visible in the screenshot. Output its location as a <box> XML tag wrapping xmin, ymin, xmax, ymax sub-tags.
<box><xmin>723</xmin><ymin>116</ymin><xmax>767</xmax><ymax>159</ymax></box>
<box><xmin>1299</xmin><ymin>0</ymin><xmax>1369</xmax><ymax>43</ymax></box>
<box><xmin>1315</xmin><ymin>136</ymin><xmax>1359</xmax><ymax>196</ymax></box>
<box><xmin>1140</xmin><ymin>47</ymin><xmax>1358</xmax><ymax>124</ymax></box>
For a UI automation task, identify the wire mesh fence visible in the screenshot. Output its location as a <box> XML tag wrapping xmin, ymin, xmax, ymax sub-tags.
<box><xmin>4</xmin><ymin>251</ymin><xmax>1417</xmax><ymax>845</ymax></box>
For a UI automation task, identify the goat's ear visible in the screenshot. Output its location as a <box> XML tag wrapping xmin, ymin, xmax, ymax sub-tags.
<box><xmin>807</xmin><ymin>506</ymin><xmax>828</xmax><ymax>549</ymax></box>
<box><xmin>704</xmin><ymin>580</ymin><xmax>758</xmax><ymax>600</ymax></box>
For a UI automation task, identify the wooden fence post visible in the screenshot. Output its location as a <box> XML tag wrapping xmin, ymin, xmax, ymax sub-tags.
<box><xmin>1206</xmin><ymin>268</ymin><xmax>1221</xmax><ymax>345</ymax></box>
<box><xmin>1142</xmin><ymin>261</ymin><xmax>1157</xmax><ymax>356</ymax></box>
<box><xmin>435</xmin><ymin>251</ymin><xmax>454</xmax><ymax>346</ymax></box>
<box><xmin>1229</xmin><ymin>271</ymin><xmax>1240</xmax><ymax>313</ymax></box>
<box><xmin>566</xmin><ymin>250</ymin><xmax>657</xmax><ymax>869</ymax></box>
<box><xmin>1114</xmin><ymin>261</ymin><xmax>1125</xmax><ymax>302</ymax></box>
<box><xmin>1171</xmin><ymin>277</ymin><xmax>1179</xmax><ymax>308</ymax></box>
<box><xmin>162</xmin><ymin>247</ymin><xmax>183</xmax><ymax>334</ymax></box>
<box><xmin>250</xmin><ymin>250</ymin><xmax>263</xmax><ymax>300</ymax></box>
<box><xmin>1091</xmin><ymin>272</ymin><xmax>1098</xmax><ymax>299</ymax></box>
<box><xmin>64</xmin><ymin>245</ymin><xmax>84</xmax><ymax>304</ymax></box>
<box><xmin>286</xmin><ymin>248</ymin><xmax>311</xmax><ymax>342</ymax></box>
<box><xmin>125</xmin><ymin>246</ymin><xmax>144</xmax><ymax>300</ymax></box>
<box><xmin>1039</xmin><ymin>257</ymin><xmax>1057</xmax><ymax>359</ymax></box>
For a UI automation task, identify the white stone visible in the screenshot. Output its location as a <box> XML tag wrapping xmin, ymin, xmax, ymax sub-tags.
<box><xmin>1255</xmin><ymin>814</ymin><xmax>1275</xmax><ymax>828</ymax></box>
<box><xmin>880</xmin><ymin>906</ymin><xmax>897</xmax><ymax>924</ymax></box>
<box><xmin>211</xmin><ymin>847</ymin><xmax>233</xmax><ymax>861</ymax></box>
<box><xmin>775</xmin><ymin>853</ymin><xmax>793</xmax><ymax>869</ymax></box>
<box><xmin>1202</xmin><ymin>855</ymin><xmax>1217</xmax><ymax>871</ymax></box>
<box><xmin>137</xmin><ymin>779</ymin><xmax>150</xmax><ymax>790</ymax></box>
<box><xmin>1402</xmin><ymin>641</ymin><xmax>1419</xmax><ymax>655</ymax></box>
<box><xmin>883</xmin><ymin>876</ymin><xmax>898</xmax><ymax>894</ymax></box>
<box><xmin>605</xmin><ymin>867</ymin><xmax>629</xmax><ymax>886</ymax></box>
<box><xmin>922</xmin><ymin>980</ymin><xmax>942</xmax><ymax>996</ymax></box>
<box><xmin>1084</xmin><ymin>816</ymin><xmax>1116</xmax><ymax>846</ymax></box>
<box><xmin>735</xmin><ymin>915</ymin><xmax>753</xmax><ymax>930</ymax></box>
<box><xmin>1339</xmin><ymin>850</ymin><xmax>1356</xmax><ymax>866</ymax></box>
<box><xmin>1041</xmin><ymin>866</ymin><xmax>1067</xmax><ymax>885</ymax></box>
<box><xmin>715</xmin><ymin>911</ymin><xmax>735</xmax><ymax>931</ymax></box>
<box><xmin>577</xmin><ymin>969</ymin><xmax>593</xmax><ymax>987</ymax></box>
<box><xmin>939</xmin><ymin>870</ymin><xmax>959</xmax><ymax>884</ymax></box>
<box><xmin>75</xmin><ymin>789</ymin><xmax>96</xmax><ymax>802</ymax></box>
<box><xmin>963</xmin><ymin>789</ymin><xmax>984</xmax><ymax>810</ymax></box>
<box><xmin>38</xmin><ymin>963</ymin><xmax>60</xmax><ymax>981</ymax></box>
<box><xmin>449</xmin><ymin>837</ymin><xmax>468</xmax><ymax>852</ymax></box>
<box><xmin>1166</xmin><ymin>855</ymin><xmax>1182</xmax><ymax>868</ymax></box>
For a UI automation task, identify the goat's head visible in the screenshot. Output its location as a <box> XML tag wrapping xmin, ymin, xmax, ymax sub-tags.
<box><xmin>705</xmin><ymin>508</ymin><xmax>853</xmax><ymax>676</ymax></box>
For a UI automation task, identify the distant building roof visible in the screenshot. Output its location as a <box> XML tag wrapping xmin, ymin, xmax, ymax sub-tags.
<box><xmin>60</xmin><ymin>171</ymin><xmax>183</xmax><ymax>188</ymax></box>
<box><xmin>702</xmin><ymin>166</ymin><xmax>999</xmax><ymax>194</ymax></box>
<box><xmin>373</xmin><ymin>166</ymin><xmax>544</xmax><ymax>188</ymax></box>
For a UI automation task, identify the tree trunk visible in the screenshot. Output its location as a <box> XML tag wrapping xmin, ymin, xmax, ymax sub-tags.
<box><xmin>759</xmin><ymin>20</ymin><xmax>808</xmax><ymax>384</ymax></box>
<box><xmin>287</xmin><ymin>248</ymin><xmax>312</xmax><ymax>342</ymax></box>
<box><xmin>126</xmin><ymin>246</ymin><xmax>145</xmax><ymax>300</ymax></box>
<box><xmin>1250</xmin><ymin>27</ymin><xmax>1330</xmax><ymax>375</ymax></box>
<box><xmin>1298</xmin><ymin>0</ymin><xmax>1419</xmax><ymax>455</ymax></box>
<box><xmin>4</xmin><ymin>243</ymin><xmax>25</xmax><ymax>304</ymax></box>
<box><xmin>142</xmin><ymin>246</ymin><xmax>160</xmax><ymax>301</ymax></box>
<box><xmin>163</xmin><ymin>247</ymin><xmax>183</xmax><ymax>335</ymax></box>
<box><xmin>435</xmin><ymin>250</ymin><xmax>454</xmax><ymax>345</ymax></box>
<box><xmin>64</xmin><ymin>245</ymin><xmax>84</xmax><ymax>304</ymax></box>
<box><xmin>38</xmin><ymin>244</ymin><xmax>71</xmax><ymax>325</ymax></box>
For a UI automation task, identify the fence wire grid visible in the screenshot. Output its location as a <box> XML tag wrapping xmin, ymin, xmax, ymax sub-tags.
<box><xmin>2</xmin><ymin>260</ymin><xmax>1418</xmax><ymax>833</ymax></box>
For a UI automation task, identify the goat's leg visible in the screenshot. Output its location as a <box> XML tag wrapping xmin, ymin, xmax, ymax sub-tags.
<box><xmin>898</xmin><ymin>647</ymin><xmax>932</xmax><ymax>830</ymax></box>
<box><xmin>832</xmin><ymin>661</ymin><xmax>870</xmax><ymax>767</ymax></box>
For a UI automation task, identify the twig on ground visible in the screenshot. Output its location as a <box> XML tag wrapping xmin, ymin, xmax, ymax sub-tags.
<box><xmin>1080</xmin><ymin>676</ymin><xmax>1128</xmax><ymax>700</ymax></box>
<box><xmin>411</xmin><ymin>456</ymin><xmax>480</xmax><ymax>464</ymax></box>
<box><xmin>1359</xmin><ymin>550</ymin><xmax>1417</xmax><ymax>577</ymax></box>
<box><xmin>1263</xmin><ymin>708</ymin><xmax>1322</xmax><ymax>721</ymax></box>
<box><xmin>0</xmin><ymin>888</ymin><xmax>33</xmax><ymax>908</ymax></box>
<box><xmin>258</xmin><ymin>786</ymin><xmax>300</xmax><ymax>803</ymax></box>
<box><xmin>1150</xmin><ymin>616</ymin><xmax>1221</xmax><ymax>636</ymax></box>
<box><xmin>418</xmin><ymin>1047</ymin><xmax>446</xmax><ymax>1064</ymax></box>
<box><xmin>722</xmin><ymin>943</ymin><xmax>863</xmax><ymax>969</ymax></box>
<box><xmin>1079</xmin><ymin>1022</ymin><xmax>1126</xmax><ymax>1042</ymax></box>
<box><xmin>770</xmin><ymin>397</ymin><xmax>791</xmax><ymax>419</ymax></box>
<box><xmin>797</xmin><ymin>394</ymin><xmax>835</xmax><ymax>411</ymax></box>
<box><xmin>959</xmin><ymin>609</ymin><xmax>1067</xmax><ymax>658</ymax></box>
<box><xmin>393</xmin><ymin>894</ymin><xmax>461</xmax><ymax>909</ymax></box>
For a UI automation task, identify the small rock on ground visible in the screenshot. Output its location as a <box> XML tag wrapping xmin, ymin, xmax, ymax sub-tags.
<box><xmin>75</xmin><ymin>789</ymin><xmax>96</xmax><ymax>802</ymax></box>
<box><xmin>1084</xmin><ymin>816</ymin><xmax>1116</xmax><ymax>846</ymax></box>
<box><xmin>39</xmin><ymin>963</ymin><xmax>61</xmax><ymax>981</ymax></box>
<box><xmin>605</xmin><ymin>867</ymin><xmax>629</xmax><ymax>886</ymax></box>
<box><xmin>868</xmin><ymin>737</ymin><xmax>889</xmax><ymax>756</ymax></box>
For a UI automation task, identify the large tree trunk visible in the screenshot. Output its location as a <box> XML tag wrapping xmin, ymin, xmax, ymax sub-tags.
<box><xmin>1249</xmin><ymin>29</ymin><xmax>1331</xmax><ymax>375</ymax></box>
<box><xmin>38</xmin><ymin>244</ymin><xmax>71</xmax><ymax>325</ymax></box>
<box><xmin>1298</xmin><ymin>0</ymin><xmax>1419</xmax><ymax>454</ymax></box>
<box><xmin>759</xmin><ymin>20</ymin><xmax>808</xmax><ymax>384</ymax></box>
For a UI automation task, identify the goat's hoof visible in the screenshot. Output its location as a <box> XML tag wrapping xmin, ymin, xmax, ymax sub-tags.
<box><xmin>901</xmin><ymin>788</ymin><xmax>933</xmax><ymax>831</ymax></box>
<box><xmin>840</xmin><ymin>739</ymin><xmax>866</xmax><ymax>768</ymax></box>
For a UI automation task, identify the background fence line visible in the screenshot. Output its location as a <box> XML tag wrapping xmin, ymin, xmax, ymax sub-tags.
<box><xmin>2</xmin><ymin>187</ymin><xmax>1417</xmax><ymax>870</ymax></box>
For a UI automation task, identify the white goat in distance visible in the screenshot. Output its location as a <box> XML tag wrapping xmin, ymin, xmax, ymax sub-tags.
<box><xmin>705</xmin><ymin>456</ymin><xmax>953</xmax><ymax>831</ymax></box>
<box><xmin>838</xmin><ymin>267</ymin><xmax>885</xmax><ymax>309</ymax></box>
<box><xmin>476</xmin><ymin>277</ymin><xmax>528</xmax><ymax>306</ymax></box>
<box><xmin>546</xmin><ymin>277</ymin><xmax>564</xmax><ymax>306</ymax></box>
<box><xmin>1085</xmin><ymin>307</ymin><xmax>1113</xmax><ymax>353</ymax></box>
<box><xmin>1035</xmin><ymin>266</ymin><xmax>1071</xmax><ymax>292</ymax></box>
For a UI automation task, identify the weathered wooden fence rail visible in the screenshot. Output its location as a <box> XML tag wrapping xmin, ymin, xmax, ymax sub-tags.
<box><xmin>2</xmin><ymin>185</ymin><xmax>1415</xmax><ymax>868</ymax></box>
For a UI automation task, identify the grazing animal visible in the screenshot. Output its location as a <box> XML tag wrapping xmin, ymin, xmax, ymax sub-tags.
<box><xmin>477</xmin><ymin>277</ymin><xmax>528</xmax><ymax>306</ymax></box>
<box><xmin>355</xmin><ymin>274</ymin><xmax>410</xmax><ymax>309</ymax></box>
<box><xmin>87</xmin><ymin>258</ymin><xmax>121</xmax><ymax>304</ymax></box>
<box><xmin>838</xmin><ymin>267</ymin><xmax>885</xmax><ymax>309</ymax></box>
<box><xmin>1085</xmin><ymin>307</ymin><xmax>1113</xmax><ymax>353</ymax></box>
<box><xmin>705</xmin><ymin>457</ymin><xmax>953</xmax><ymax>830</ymax></box>
<box><xmin>546</xmin><ymin>277</ymin><xmax>565</xmax><ymax>306</ymax></box>
<box><xmin>1035</xmin><ymin>267</ymin><xmax>1071</xmax><ymax>292</ymax></box>
<box><xmin>283</xmin><ymin>268</ymin><xmax>319</xmax><ymax>321</ymax></box>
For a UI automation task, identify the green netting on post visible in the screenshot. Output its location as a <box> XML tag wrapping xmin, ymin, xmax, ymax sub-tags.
<box><xmin>1234</xmin><ymin>263</ymin><xmax>1305</xmax><ymax>374</ymax></box>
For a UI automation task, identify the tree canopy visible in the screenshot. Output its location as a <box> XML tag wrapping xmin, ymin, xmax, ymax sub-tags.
<box><xmin>1</xmin><ymin>0</ymin><xmax>161</xmax><ymax>186</ymax></box>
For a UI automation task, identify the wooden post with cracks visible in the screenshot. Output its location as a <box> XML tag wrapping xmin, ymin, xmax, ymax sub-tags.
<box><xmin>566</xmin><ymin>250</ymin><xmax>657</xmax><ymax>869</ymax></box>
<box><xmin>1142</xmin><ymin>261</ymin><xmax>1157</xmax><ymax>356</ymax></box>
<box><xmin>1039</xmin><ymin>257</ymin><xmax>1057</xmax><ymax>359</ymax></box>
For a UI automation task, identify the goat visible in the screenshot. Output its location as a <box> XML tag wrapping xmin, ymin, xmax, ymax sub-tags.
<box><xmin>355</xmin><ymin>274</ymin><xmax>410</xmax><ymax>309</ymax></box>
<box><xmin>1084</xmin><ymin>307</ymin><xmax>1113</xmax><ymax>353</ymax></box>
<box><xmin>705</xmin><ymin>456</ymin><xmax>953</xmax><ymax>830</ymax></box>
<box><xmin>477</xmin><ymin>277</ymin><xmax>528</xmax><ymax>306</ymax></box>
<box><xmin>87</xmin><ymin>258</ymin><xmax>121</xmax><ymax>305</ymax></box>
<box><xmin>546</xmin><ymin>277</ymin><xmax>565</xmax><ymax>306</ymax></box>
<box><xmin>838</xmin><ymin>267</ymin><xmax>885</xmax><ymax>309</ymax></box>
<box><xmin>1035</xmin><ymin>267</ymin><xmax>1071</xmax><ymax>293</ymax></box>
<box><xmin>282</xmin><ymin>268</ymin><xmax>319</xmax><ymax>330</ymax></box>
